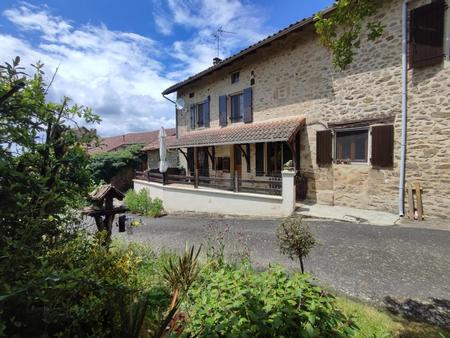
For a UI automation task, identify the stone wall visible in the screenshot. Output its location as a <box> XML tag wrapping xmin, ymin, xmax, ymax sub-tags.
<box><xmin>174</xmin><ymin>0</ymin><xmax>450</xmax><ymax>219</ymax></box>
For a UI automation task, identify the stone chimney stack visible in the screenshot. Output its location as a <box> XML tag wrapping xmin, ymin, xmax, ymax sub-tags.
<box><xmin>213</xmin><ymin>57</ymin><xmax>222</xmax><ymax>65</ymax></box>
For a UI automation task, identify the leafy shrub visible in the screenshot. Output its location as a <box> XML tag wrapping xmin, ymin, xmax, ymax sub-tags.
<box><xmin>124</xmin><ymin>189</ymin><xmax>164</xmax><ymax>217</ymax></box>
<box><xmin>88</xmin><ymin>144</ymin><xmax>145</xmax><ymax>184</ymax></box>
<box><xmin>277</xmin><ymin>213</ymin><xmax>316</xmax><ymax>273</ymax></box>
<box><xmin>184</xmin><ymin>264</ymin><xmax>358</xmax><ymax>337</ymax></box>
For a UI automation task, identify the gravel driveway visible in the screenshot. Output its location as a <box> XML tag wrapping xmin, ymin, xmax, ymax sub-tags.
<box><xmin>113</xmin><ymin>214</ymin><xmax>450</xmax><ymax>304</ymax></box>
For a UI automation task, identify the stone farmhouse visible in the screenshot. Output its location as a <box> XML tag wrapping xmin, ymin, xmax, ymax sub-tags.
<box><xmin>135</xmin><ymin>0</ymin><xmax>450</xmax><ymax>219</ymax></box>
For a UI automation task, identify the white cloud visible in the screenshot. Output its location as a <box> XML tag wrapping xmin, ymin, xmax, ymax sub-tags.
<box><xmin>1</xmin><ymin>3</ymin><xmax>174</xmax><ymax>136</ymax></box>
<box><xmin>154</xmin><ymin>0</ymin><xmax>271</xmax><ymax>79</ymax></box>
<box><xmin>1</xmin><ymin>1</ymin><xmax>270</xmax><ymax>136</ymax></box>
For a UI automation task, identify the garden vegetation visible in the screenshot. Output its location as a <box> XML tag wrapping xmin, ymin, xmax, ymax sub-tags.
<box><xmin>2</xmin><ymin>56</ymin><xmax>447</xmax><ymax>337</ymax></box>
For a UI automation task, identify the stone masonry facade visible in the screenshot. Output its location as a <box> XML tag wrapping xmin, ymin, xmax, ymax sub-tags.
<box><xmin>174</xmin><ymin>0</ymin><xmax>450</xmax><ymax>219</ymax></box>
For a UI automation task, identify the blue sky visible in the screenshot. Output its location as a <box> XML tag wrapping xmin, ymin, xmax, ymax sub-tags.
<box><xmin>0</xmin><ymin>0</ymin><xmax>333</xmax><ymax>136</ymax></box>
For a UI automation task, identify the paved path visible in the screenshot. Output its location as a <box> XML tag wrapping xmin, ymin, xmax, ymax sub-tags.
<box><xmin>114</xmin><ymin>215</ymin><xmax>450</xmax><ymax>304</ymax></box>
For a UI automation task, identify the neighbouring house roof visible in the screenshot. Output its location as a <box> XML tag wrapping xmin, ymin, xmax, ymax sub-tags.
<box><xmin>142</xmin><ymin>135</ymin><xmax>177</xmax><ymax>151</ymax></box>
<box><xmin>88</xmin><ymin>128</ymin><xmax>176</xmax><ymax>154</ymax></box>
<box><xmin>162</xmin><ymin>6</ymin><xmax>334</xmax><ymax>95</ymax></box>
<box><xmin>168</xmin><ymin>116</ymin><xmax>305</xmax><ymax>148</ymax></box>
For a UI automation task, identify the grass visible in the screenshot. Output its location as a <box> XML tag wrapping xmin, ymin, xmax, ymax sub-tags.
<box><xmin>336</xmin><ymin>296</ymin><xmax>449</xmax><ymax>338</ymax></box>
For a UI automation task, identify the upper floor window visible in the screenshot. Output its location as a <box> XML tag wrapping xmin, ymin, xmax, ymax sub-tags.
<box><xmin>335</xmin><ymin>129</ymin><xmax>368</xmax><ymax>163</ymax></box>
<box><xmin>231</xmin><ymin>71</ymin><xmax>240</xmax><ymax>84</ymax></box>
<box><xmin>190</xmin><ymin>98</ymin><xmax>210</xmax><ymax>129</ymax></box>
<box><xmin>409</xmin><ymin>1</ymin><xmax>446</xmax><ymax>68</ymax></box>
<box><xmin>230</xmin><ymin>93</ymin><xmax>243</xmax><ymax>123</ymax></box>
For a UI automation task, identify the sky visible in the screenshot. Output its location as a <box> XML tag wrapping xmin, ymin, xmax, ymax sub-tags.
<box><xmin>0</xmin><ymin>0</ymin><xmax>333</xmax><ymax>137</ymax></box>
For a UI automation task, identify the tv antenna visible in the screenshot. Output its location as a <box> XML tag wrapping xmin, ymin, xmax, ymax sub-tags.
<box><xmin>213</xmin><ymin>26</ymin><xmax>236</xmax><ymax>59</ymax></box>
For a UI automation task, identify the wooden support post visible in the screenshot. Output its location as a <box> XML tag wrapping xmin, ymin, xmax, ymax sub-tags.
<box><xmin>234</xmin><ymin>170</ymin><xmax>239</xmax><ymax>192</ymax></box>
<box><xmin>194</xmin><ymin>147</ymin><xmax>199</xmax><ymax>188</ymax></box>
<box><xmin>194</xmin><ymin>169</ymin><xmax>199</xmax><ymax>188</ymax></box>
<box><xmin>162</xmin><ymin>172</ymin><xmax>167</xmax><ymax>185</ymax></box>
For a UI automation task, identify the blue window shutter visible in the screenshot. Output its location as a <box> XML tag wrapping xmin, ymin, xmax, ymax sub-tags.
<box><xmin>243</xmin><ymin>87</ymin><xmax>252</xmax><ymax>123</ymax></box>
<box><xmin>190</xmin><ymin>104</ymin><xmax>195</xmax><ymax>129</ymax></box>
<box><xmin>219</xmin><ymin>95</ymin><xmax>227</xmax><ymax>127</ymax></box>
<box><xmin>204</xmin><ymin>96</ymin><xmax>210</xmax><ymax>127</ymax></box>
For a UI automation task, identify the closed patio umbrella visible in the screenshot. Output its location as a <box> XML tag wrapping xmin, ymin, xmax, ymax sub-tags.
<box><xmin>159</xmin><ymin>126</ymin><xmax>169</xmax><ymax>173</ymax></box>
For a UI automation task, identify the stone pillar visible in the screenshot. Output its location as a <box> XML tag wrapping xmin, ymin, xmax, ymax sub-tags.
<box><xmin>281</xmin><ymin>169</ymin><xmax>296</xmax><ymax>216</ymax></box>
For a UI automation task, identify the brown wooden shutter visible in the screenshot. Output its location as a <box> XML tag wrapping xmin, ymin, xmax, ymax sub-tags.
<box><xmin>371</xmin><ymin>125</ymin><xmax>394</xmax><ymax>168</ymax></box>
<box><xmin>190</xmin><ymin>104</ymin><xmax>196</xmax><ymax>129</ymax></box>
<box><xmin>316</xmin><ymin>130</ymin><xmax>332</xmax><ymax>166</ymax></box>
<box><xmin>243</xmin><ymin>87</ymin><xmax>253</xmax><ymax>123</ymax></box>
<box><xmin>409</xmin><ymin>1</ymin><xmax>446</xmax><ymax>68</ymax></box>
<box><xmin>219</xmin><ymin>95</ymin><xmax>227</xmax><ymax>127</ymax></box>
<box><xmin>204</xmin><ymin>96</ymin><xmax>210</xmax><ymax>128</ymax></box>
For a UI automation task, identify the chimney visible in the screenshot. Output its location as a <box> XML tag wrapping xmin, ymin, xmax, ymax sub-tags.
<box><xmin>213</xmin><ymin>57</ymin><xmax>222</xmax><ymax>65</ymax></box>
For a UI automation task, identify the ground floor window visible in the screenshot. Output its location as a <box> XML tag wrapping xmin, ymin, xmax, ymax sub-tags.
<box><xmin>261</xmin><ymin>142</ymin><xmax>294</xmax><ymax>176</ymax></box>
<box><xmin>335</xmin><ymin>129</ymin><xmax>368</xmax><ymax>162</ymax></box>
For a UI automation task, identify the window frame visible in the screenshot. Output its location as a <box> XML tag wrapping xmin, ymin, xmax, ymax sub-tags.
<box><xmin>334</xmin><ymin>127</ymin><xmax>371</xmax><ymax>165</ymax></box>
<box><xmin>229</xmin><ymin>92</ymin><xmax>244</xmax><ymax>123</ymax></box>
<box><xmin>191</xmin><ymin>100</ymin><xmax>209</xmax><ymax>129</ymax></box>
<box><xmin>231</xmin><ymin>71</ymin><xmax>240</xmax><ymax>84</ymax></box>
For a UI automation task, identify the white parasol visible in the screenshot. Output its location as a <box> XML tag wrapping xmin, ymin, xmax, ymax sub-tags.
<box><xmin>159</xmin><ymin>127</ymin><xmax>169</xmax><ymax>173</ymax></box>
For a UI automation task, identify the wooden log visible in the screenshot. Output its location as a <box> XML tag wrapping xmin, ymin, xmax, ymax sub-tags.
<box><xmin>407</xmin><ymin>183</ymin><xmax>414</xmax><ymax>219</ymax></box>
<box><xmin>415</xmin><ymin>182</ymin><xmax>423</xmax><ymax>220</ymax></box>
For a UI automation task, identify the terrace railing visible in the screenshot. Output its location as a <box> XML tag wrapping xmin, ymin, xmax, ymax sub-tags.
<box><xmin>135</xmin><ymin>170</ymin><xmax>282</xmax><ymax>196</ymax></box>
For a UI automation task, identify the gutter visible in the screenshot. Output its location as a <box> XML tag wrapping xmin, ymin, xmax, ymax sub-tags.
<box><xmin>162</xmin><ymin>94</ymin><xmax>179</xmax><ymax>139</ymax></box>
<box><xmin>399</xmin><ymin>0</ymin><xmax>410</xmax><ymax>216</ymax></box>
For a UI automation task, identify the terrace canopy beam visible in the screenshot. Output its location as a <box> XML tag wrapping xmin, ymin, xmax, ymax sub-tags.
<box><xmin>237</xmin><ymin>144</ymin><xmax>250</xmax><ymax>171</ymax></box>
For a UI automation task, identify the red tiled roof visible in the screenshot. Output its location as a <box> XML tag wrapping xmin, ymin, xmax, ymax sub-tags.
<box><xmin>168</xmin><ymin>116</ymin><xmax>305</xmax><ymax>148</ymax></box>
<box><xmin>88</xmin><ymin>128</ymin><xmax>176</xmax><ymax>154</ymax></box>
<box><xmin>162</xmin><ymin>6</ymin><xmax>334</xmax><ymax>95</ymax></box>
<box><xmin>142</xmin><ymin>135</ymin><xmax>177</xmax><ymax>151</ymax></box>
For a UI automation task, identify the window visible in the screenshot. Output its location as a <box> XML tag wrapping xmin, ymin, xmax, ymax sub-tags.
<box><xmin>223</xmin><ymin>157</ymin><xmax>230</xmax><ymax>173</ymax></box>
<box><xmin>190</xmin><ymin>99</ymin><xmax>210</xmax><ymax>129</ymax></box>
<box><xmin>231</xmin><ymin>71</ymin><xmax>240</xmax><ymax>84</ymax></box>
<box><xmin>267</xmin><ymin>142</ymin><xmax>282</xmax><ymax>175</ymax></box>
<box><xmin>196</xmin><ymin>102</ymin><xmax>205</xmax><ymax>127</ymax></box>
<box><xmin>230</xmin><ymin>93</ymin><xmax>243</xmax><ymax>123</ymax></box>
<box><xmin>335</xmin><ymin>129</ymin><xmax>368</xmax><ymax>162</ymax></box>
<box><xmin>409</xmin><ymin>1</ymin><xmax>446</xmax><ymax>68</ymax></box>
<box><xmin>216</xmin><ymin>157</ymin><xmax>223</xmax><ymax>171</ymax></box>
<box><xmin>256</xmin><ymin>143</ymin><xmax>264</xmax><ymax>176</ymax></box>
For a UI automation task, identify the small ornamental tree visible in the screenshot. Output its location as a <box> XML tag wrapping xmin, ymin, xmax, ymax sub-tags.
<box><xmin>276</xmin><ymin>214</ymin><xmax>316</xmax><ymax>273</ymax></box>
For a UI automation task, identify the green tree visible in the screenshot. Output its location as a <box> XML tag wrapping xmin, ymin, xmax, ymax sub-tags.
<box><xmin>0</xmin><ymin>56</ymin><xmax>100</xmax><ymax>331</ymax></box>
<box><xmin>315</xmin><ymin>0</ymin><xmax>384</xmax><ymax>70</ymax></box>
<box><xmin>276</xmin><ymin>214</ymin><xmax>316</xmax><ymax>273</ymax></box>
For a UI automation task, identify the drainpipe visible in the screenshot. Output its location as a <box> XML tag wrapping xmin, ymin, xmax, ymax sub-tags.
<box><xmin>399</xmin><ymin>0</ymin><xmax>410</xmax><ymax>216</ymax></box>
<box><xmin>162</xmin><ymin>94</ymin><xmax>178</xmax><ymax>138</ymax></box>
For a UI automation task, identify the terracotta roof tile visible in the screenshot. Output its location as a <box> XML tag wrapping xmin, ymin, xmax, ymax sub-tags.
<box><xmin>88</xmin><ymin>128</ymin><xmax>176</xmax><ymax>154</ymax></box>
<box><xmin>168</xmin><ymin>116</ymin><xmax>305</xmax><ymax>148</ymax></box>
<box><xmin>142</xmin><ymin>135</ymin><xmax>177</xmax><ymax>151</ymax></box>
